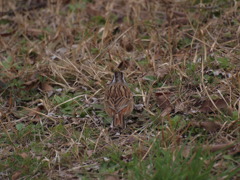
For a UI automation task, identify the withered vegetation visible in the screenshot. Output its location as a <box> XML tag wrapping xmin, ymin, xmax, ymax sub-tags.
<box><xmin>0</xmin><ymin>0</ymin><xmax>239</xmax><ymax>179</ymax></box>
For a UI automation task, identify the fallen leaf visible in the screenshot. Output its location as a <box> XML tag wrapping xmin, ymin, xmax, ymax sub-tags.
<box><xmin>87</xmin><ymin>150</ymin><xmax>93</xmax><ymax>157</ymax></box>
<box><xmin>155</xmin><ymin>91</ymin><xmax>172</xmax><ymax>109</ymax></box>
<box><xmin>161</xmin><ymin>107</ymin><xmax>172</xmax><ymax>117</ymax></box>
<box><xmin>12</xmin><ymin>171</ymin><xmax>22</xmax><ymax>180</ymax></box>
<box><xmin>199</xmin><ymin>121</ymin><xmax>221</xmax><ymax>133</ymax></box>
<box><xmin>200</xmin><ymin>99</ymin><xmax>229</xmax><ymax>113</ymax></box>
<box><xmin>24</xmin><ymin>78</ymin><xmax>38</xmax><ymax>86</ymax></box>
<box><xmin>170</xmin><ymin>17</ymin><xmax>189</xmax><ymax>26</ymax></box>
<box><xmin>203</xmin><ymin>143</ymin><xmax>234</xmax><ymax>152</ymax></box>
<box><xmin>41</xmin><ymin>82</ymin><xmax>53</xmax><ymax>92</ymax></box>
<box><xmin>24</xmin><ymin>73</ymin><xmax>39</xmax><ymax>90</ymax></box>
<box><xmin>173</xmin><ymin>11</ymin><xmax>187</xmax><ymax>18</ymax></box>
<box><xmin>190</xmin><ymin>121</ymin><xmax>221</xmax><ymax>133</ymax></box>
<box><xmin>105</xmin><ymin>175</ymin><xmax>120</xmax><ymax>180</ymax></box>
<box><xmin>19</xmin><ymin>152</ymin><xmax>28</xmax><ymax>159</ymax></box>
<box><xmin>190</xmin><ymin>121</ymin><xmax>200</xmax><ymax>127</ymax></box>
<box><xmin>41</xmin><ymin>82</ymin><xmax>54</xmax><ymax>97</ymax></box>
<box><xmin>155</xmin><ymin>91</ymin><xmax>173</xmax><ymax>116</ymax></box>
<box><xmin>26</xmin><ymin>28</ymin><xmax>43</xmax><ymax>37</ymax></box>
<box><xmin>28</xmin><ymin>107</ymin><xmax>41</xmax><ymax>117</ymax></box>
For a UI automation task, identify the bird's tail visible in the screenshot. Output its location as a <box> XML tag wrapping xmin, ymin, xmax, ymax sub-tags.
<box><xmin>113</xmin><ymin>113</ymin><xmax>125</xmax><ymax>128</ymax></box>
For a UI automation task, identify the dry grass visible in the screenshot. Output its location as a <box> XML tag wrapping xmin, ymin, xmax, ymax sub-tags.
<box><xmin>0</xmin><ymin>0</ymin><xmax>239</xmax><ymax>179</ymax></box>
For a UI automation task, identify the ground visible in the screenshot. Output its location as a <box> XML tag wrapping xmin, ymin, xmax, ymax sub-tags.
<box><xmin>0</xmin><ymin>0</ymin><xmax>239</xmax><ymax>179</ymax></box>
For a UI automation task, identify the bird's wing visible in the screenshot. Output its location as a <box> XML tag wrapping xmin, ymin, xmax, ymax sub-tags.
<box><xmin>104</xmin><ymin>83</ymin><xmax>133</xmax><ymax>113</ymax></box>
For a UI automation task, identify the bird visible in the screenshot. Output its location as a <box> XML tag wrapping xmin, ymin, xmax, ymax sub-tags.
<box><xmin>104</xmin><ymin>71</ymin><xmax>134</xmax><ymax>128</ymax></box>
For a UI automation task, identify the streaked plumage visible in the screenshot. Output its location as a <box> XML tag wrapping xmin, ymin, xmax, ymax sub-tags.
<box><xmin>104</xmin><ymin>71</ymin><xmax>133</xmax><ymax>128</ymax></box>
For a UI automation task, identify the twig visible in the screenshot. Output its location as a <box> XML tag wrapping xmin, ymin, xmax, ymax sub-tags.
<box><xmin>141</xmin><ymin>130</ymin><xmax>161</xmax><ymax>162</ymax></box>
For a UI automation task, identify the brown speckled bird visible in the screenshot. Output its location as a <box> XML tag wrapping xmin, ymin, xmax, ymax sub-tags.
<box><xmin>104</xmin><ymin>71</ymin><xmax>133</xmax><ymax>128</ymax></box>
